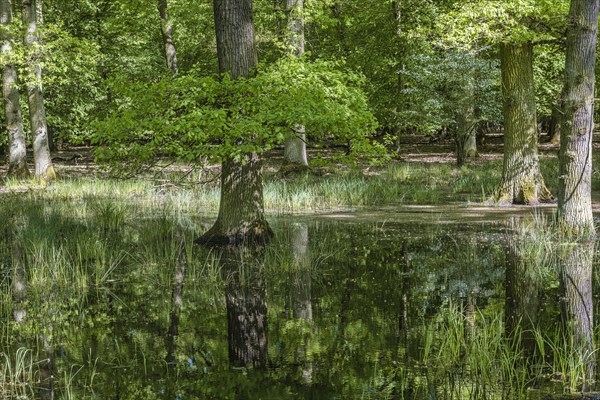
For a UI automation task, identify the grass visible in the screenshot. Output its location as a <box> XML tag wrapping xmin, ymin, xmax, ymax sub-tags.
<box><xmin>0</xmin><ymin>154</ymin><xmax>595</xmax><ymax>398</ymax></box>
<box><xmin>7</xmin><ymin>160</ymin><xmax>517</xmax><ymax>219</ymax></box>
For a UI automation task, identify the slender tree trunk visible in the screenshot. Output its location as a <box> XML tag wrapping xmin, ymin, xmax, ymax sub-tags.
<box><xmin>1</xmin><ymin>0</ymin><xmax>29</xmax><ymax>178</ymax></box>
<box><xmin>456</xmin><ymin>72</ymin><xmax>477</xmax><ymax>166</ymax></box>
<box><xmin>557</xmin><ymin>0</ymin><xmax>599</xmax><ymax>237</ymax></box>
<box><xmin>198</xmin><ymin>0</ymin><xmax>273</xmax><ymax>245</ymax></box>
<box><xmin>392</xmin><ymin>0</ymin><xmax>406</xmax><ymax>150</ymax></box>
<box><xmin>157</xmin><ymin>0</ymin><xmax>178</xmax><ymax>74</ymax></box>
<box><xmin>558</xmin><ymin>241</ymin><xmax>596</xmax><ymax>390</ymax></box>
<box><xmin>548</xmin><ymin>101</ymin><xmax>561</xmax><ymax>144</ymax></box>
<box><xmin>497</xmin><ymin>43</ymin><xmax>551</xmax><ymax>204</ymax></box>
<box><xmin>282</xmin><ymin>0</ymin><xmax>308</xmax><ymax>170</ymax></box>
<box><xmin>21</xmin><ymin>0</ymin><xmax>54</xmax><ymax>182</ymax></box>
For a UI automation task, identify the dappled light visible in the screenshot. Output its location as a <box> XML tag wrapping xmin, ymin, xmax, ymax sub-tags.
<box><xmin>0</xmin><ymin>0</ymin><xmax>599</xmax><ymax>398</ymax></box>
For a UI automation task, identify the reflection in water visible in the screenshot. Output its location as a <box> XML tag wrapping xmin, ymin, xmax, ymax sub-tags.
<box><xmin>3</xmin><ymin>209</ymin><xmax>600</xmax><ymax>398</ymax></box>
<box><xmin>504</xmin><ymin>222</ymin><xmax>542</xmax><ymax>355</ymax></box>
<box><xmin>222</xmin><ymin>245</ymin><xmax>268</xmax><ymax>368</ymax></box>
<box><xmin>288</xmin><ymin>222</ymin><xmax>313</xmax><ymax>385</ymax></box>
<box><xmin>165</xmin><ymin>227</ymin><xmax>187</xmax><ymax>366</ymax></box>
<box><xmin>558</xmin><ymin>240</ymin><xmax>596</xmax><ymax>391</ymax></box>
<box><xmin>10</xmin><ymin>217</ymin><xmax>55</xmax><ymax>400</ymax></box>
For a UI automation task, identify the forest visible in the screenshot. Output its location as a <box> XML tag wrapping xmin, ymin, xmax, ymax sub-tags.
<box><xmin>0</xmin><ymin>0</ymin><xmax>600</xmax><ymax>399</ymax></box>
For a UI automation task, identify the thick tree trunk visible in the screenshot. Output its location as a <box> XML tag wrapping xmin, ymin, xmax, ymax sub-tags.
<box><xmin>497</xmin><ymin>43</ymin><xmax>551</xmax><ymax>204</ymax></box>
<box><xmin>157</xmin><ymin>0</ymin><xmax>178</xmax><ymax>74</ymax></box>
<box><xmin>22</xmin><ymin>0</ymin><xmax>54</xmax><ymax>182</ymax></box>
<box><xmin>282</xmin><ymin>0</ymin><xmax>308</xmax><ymax>170</ymax></box>
<box><xmin>200</xmin><ymin>155</ymin><xmax>272</xmax><ymax>244</ymax></box>
<box><xmin>1</xmin><ymin>0</ymin><xmax>29</xmax><ymax>178</ymax></box>
<box><xmin>558</xmin><ymin>241</ymin><xmax>596</xmax><ymax>390</ymax></box>
<box><xmin>223</xmin><ymin>245</ymin><xmax>268</xmax><ymax>368</ymax></box>
<box><xmin>198</xmin><ymin>0</ymin><xmax>273</xmax><ymax>245</ymax></box>
<box><xmin>557</xmin><ymin>0</ymin><xmax>599</xmax><ymax>237</ymax></box>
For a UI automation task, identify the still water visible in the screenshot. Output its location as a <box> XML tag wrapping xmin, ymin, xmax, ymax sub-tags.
<box><xmin>0</xmin><ymin>206</ymin><xmax>597</xmax><ymax>399</ymax></box>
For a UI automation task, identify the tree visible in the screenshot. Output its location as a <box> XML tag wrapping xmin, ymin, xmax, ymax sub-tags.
<box><xmin>22</xmin><ymin>0</ymin><xmax>55</xmax><ymax>182</ymax></box>
<box><xmin>497</xmin><ymin>42</ymin><xmax>551</xmax><ymax>204</ymax></box>
<box><xmin>198</xmin><ymin>0</ymin><xmax>273</xmax><ymax>245</ymax></box>
<box><xmin>1</xmin><ymin>0</ymin><xmax>29</xmax><ymax>178</ymax></box>
<box><xmin>438</xmin><ymin>0</ymin><xmax>567</xmax><ymax>203</ymax></box>
<box><xmin>282</xmin><ymin>0</ymin><xmax>307</xmax><ymax>170</ymax></box>
<box><xmin>157</xmin><ymin>0</ymin><xmax>178</xmax><ymax>74</ymax></box>
<box><xmin>557</xmin><ymin>0</ymin><xmax>599</xmax><ymax>236</ymax></box>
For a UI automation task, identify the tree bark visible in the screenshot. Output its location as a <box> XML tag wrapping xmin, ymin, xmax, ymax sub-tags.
<box><xmin>455</xmin><ymin>71</ymin><xmax>477</xmax><ymax>166</ymax></box>
<box><xmin>497</xmin><ymin>43</ymin><xmax>551</xmax><ymax>204</ymax></box>
<box><xmin>548</xmin><ymin>101</ymin><xmax>561</xmax><ymax>145</ymax></box>
<box><xmin>157</xmin><ymin>0</ymin><xmax>178</xmax><ymax>74</ymax></box>
<box><xmin>21</xmin><ymin>0</ymin><xmax>55</xmax><ymax>182</ymax></box>
<box><xmin>198</xmin><ymin>0</ymin><xmax>273</xmax><ymax>245</ymax></box>
<box><xmin>282</xmin><ymin>0</ymin><xmax>308</xmax><ymax>170</ymax></box>
<box><xmin>557</xmin><ymin>0</ymin><xmax>599</xmax><ymax>237</ymax></box>
<box><xmin>1</xmin><ymin>0</ymin><xmax>29</xmax><ymax>178</ymax></box>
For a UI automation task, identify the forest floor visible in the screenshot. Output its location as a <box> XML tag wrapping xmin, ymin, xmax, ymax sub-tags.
<box><xmin>3</xmin><ymin>132</ymin><xmax>600</xmax><ymax>215</ymax></box>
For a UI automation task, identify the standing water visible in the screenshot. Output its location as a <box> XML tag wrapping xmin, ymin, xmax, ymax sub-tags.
<box><xmin>0</xmin><ymin>204</ymin><xmax>596</xmax><ymax>399</ymax></box>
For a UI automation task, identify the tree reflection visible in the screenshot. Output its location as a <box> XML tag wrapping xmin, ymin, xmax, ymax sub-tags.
<box><xmin>222</xmin><ymin>244</ymin><xmax>268</xmax><ymax>368</ymax></box>
<box><xmin>287</xmin><ymin>222</ymin><xmax>313</xmax><ymax>385</ymax></box>
<box><xmin>504</xmin><ymin>225</ymin><xmax>542</xmax><ymax>356</ymax></box>
<box><xmin>9</xmin><ymin>217</ymin><xmax>55</xmax><ymax>400</ymax></box>
<box><xmin>165</xmin><ymin>227</ymin><xmax>187</xmax><ymax>366</ymax></box>
<box><xmin>558</xmin><ymin>240</ymin><xmax>595</xmax><ymax>391</ymax></box>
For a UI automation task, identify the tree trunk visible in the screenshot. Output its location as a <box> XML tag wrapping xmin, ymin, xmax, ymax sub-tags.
<box><xmin>1</xmin><ymin>0</ymin><xmax>29</xmax><ymax>178</ymax></box>
<box><xmin>157</xmin><ymin>0</ymin><xmax>178</xmax><ymax>74</ymax></box>
<box><xmin>456</xmin><ymin>73</ymin><xmax>477</xmax><ymax>166</ymax></box>
<box><xmin>198</xmin><ymin>0</ymin><xmax>273</xmax><ymax>245</ymax></box>
<box><xmin>558</xmin><ymin>241</ymin><xmax>596</xmax><ymax>390</ymax></box>
<box><xmin>282</xmin><ymin>0</ymin><xmax>308</xmax><ymax>170</ymax></box>
<box><xmin>548</xmin><ymin>101</ymin><xmax>561</xmax><ymax>145</ymax></box>
<box><xmin>497</xmin><ymin>43</ymin><xmax>551</xmax><ymax>204</ymax></box>
<box><xmin>22</xmin><ymin>0</ymin><xmax>55</xmax><ymax>182</ymax></box>
<box><xmin>557</xmin><ymin>0</ymin><xmax>599</xmax><ymax>237</ymax></box>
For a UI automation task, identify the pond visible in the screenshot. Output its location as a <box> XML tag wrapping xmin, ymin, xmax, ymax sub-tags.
<box><xmin>0</xmin><ymin>202</ymin><xmax>597</xmax><ymax>399</ymax></box>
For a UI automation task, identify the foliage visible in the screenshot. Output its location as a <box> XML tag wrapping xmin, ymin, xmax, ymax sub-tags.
<box><xmin>93</xmin><ymin>56</ymin><xmax>381</xmax><ymax>172</ymax></box>
<box><xmin>42</xmin><ymin>23</ymin><xmax>103</xmax><ymax>145</ymax></box>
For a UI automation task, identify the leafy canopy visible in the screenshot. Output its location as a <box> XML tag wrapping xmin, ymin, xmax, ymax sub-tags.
<box><xmin>94</xmin><ymin>56</ymin><xmax>382</xmax><ymax>172</ymax></box>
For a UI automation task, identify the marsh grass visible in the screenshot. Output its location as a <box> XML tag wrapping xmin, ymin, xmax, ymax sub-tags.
<box><xmin>418</xmin><ymin>303</ymin><xmax>531</xmax><ymax>400</ymax></box>
<box><xmin>0</xmin><ymin>347</ymin><xmax>35</xmax><ymax>399</ymax></box>
<box><xmin>0</xmin><ymin>190</ymin><xmax>230</xmax><ymax>398</ymax></box>
<box><xmin>12</xmin><ymin>160</ymin><xmax>534</xmax><ymax>218</ymax></box>
<box><xmin>0</xmin><ymin>156</ymin><xmax>591</xmax><ymax>398</ymax></box>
